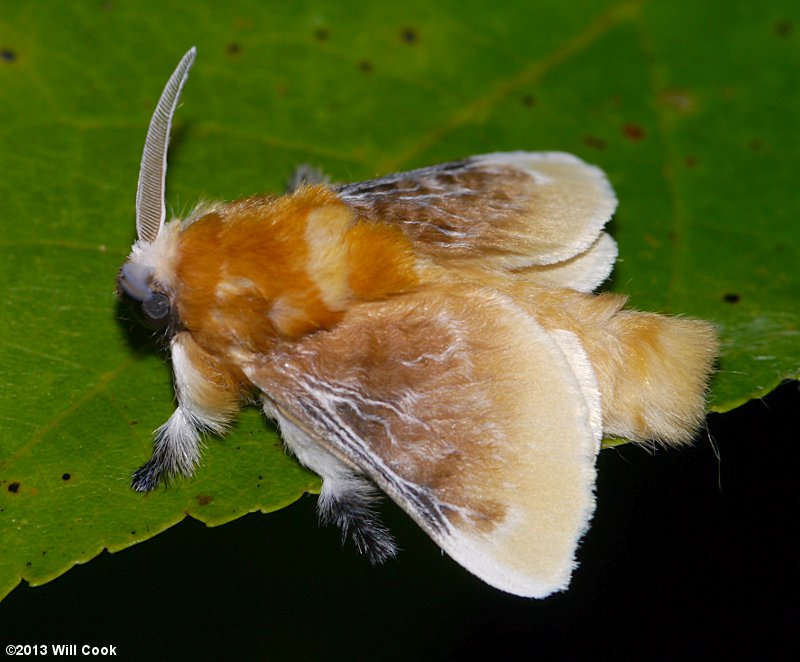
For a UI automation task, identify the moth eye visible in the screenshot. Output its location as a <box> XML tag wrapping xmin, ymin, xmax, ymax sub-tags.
<box><xmin>140</xmin><ymin>292</ymin><xmax>171</xmax><ymax>329</ymax></box>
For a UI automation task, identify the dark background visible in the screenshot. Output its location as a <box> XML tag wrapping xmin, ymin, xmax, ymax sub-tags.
<box><xmin>2</xmin><ymin>381</ymin><xmax>797</xmax><ymax>661</ymax></box>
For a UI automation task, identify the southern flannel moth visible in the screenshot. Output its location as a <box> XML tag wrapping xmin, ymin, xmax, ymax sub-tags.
<box><xmin>117</xmin><ymin>49</ymin><xmax>718</xmax><ymax>597</ymax></box>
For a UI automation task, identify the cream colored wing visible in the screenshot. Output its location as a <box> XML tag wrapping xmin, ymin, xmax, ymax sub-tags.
<box><xmin>512</xmin><ymin>231</ymin><xmax>618</xmax><ymax>292</ymax></box>
<box><xmin>244</xmin><ymin>284</ymin><xmax>602</xmax><ymax>597</ymax></box>
<box><xmin>337</xmin><ymin>151</ymin><xmax>618</xmax><ymax>276</ymax></box>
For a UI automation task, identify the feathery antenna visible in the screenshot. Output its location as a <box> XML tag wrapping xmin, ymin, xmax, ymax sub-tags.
<box><xmin>135</xmin><ymin>47</ymin><xmax>196</xmax><ymax>243</ymax></box>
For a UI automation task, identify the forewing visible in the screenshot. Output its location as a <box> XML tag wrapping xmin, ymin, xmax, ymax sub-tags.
<box><xmin>337</xmin><ymin>151</ymin><xmax>617</xmax><ymax>271</ymax></box>
<box><xmin>244</xmin><ymin>285</ymin><xmax>602</xmax><ymax>597</ymax></box>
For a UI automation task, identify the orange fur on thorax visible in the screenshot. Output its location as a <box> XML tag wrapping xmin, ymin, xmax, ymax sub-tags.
<box><xmin>172</xmin><ymin>184</ymin><xmax>418</xmax><ymax>386</ymax></box>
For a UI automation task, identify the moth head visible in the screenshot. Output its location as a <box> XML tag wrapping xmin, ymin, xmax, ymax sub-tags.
<box><xmin>116</xmin><ymin>261</ymin><xmax>173</xmax><ymax>329</ymax></box>
<box><xmin>117</xmin><ymin>48</ymin><xmax>196</xmax><ymax>332</ymax></box>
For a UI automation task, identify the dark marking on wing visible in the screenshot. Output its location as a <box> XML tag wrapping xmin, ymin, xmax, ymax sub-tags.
<box><xmin>294</xmin><ymin>394</ymin><xmax>452</xmax><ymax>536</ymax></box>
<box><xmin>336</xmin><ymin>157</ymin><xmax>533</xmax><ymax>252</ymax></box>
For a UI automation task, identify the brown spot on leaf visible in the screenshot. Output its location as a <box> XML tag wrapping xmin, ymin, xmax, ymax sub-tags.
<box><xmin>622</xmin><ymin>123</ymin><xmax>645</xmax><ymax>141</ymax></box>
<box><xmin>358</xmin><ymin>59</ymin><xmax>373</xmax><ymax>73</ymax></box>
<box><xmin>583</xmin><ymin>135</ymin><xmax>607</xmax><ymax>150</ymax></box>
<box><xmin>775</xmin><ymin>20</ymin><xmax>793</xmax><ymax>37</ymax></box>
<box><xmin>401</xmin><ymin>27</ymin><xmax>418</xmax><ymax>43</ymax></box>
<box><xmin>723</xmin><ymin>293</ymin><xmax>741</xmax><ymax>304</ymax></box>
<box><xmin>196</xmin><ymin>494</ymin><xmax>213</xmax><ymax>506</ymax></box>
<box><xmin>521</xmin><ymin>94</ymin><xmax>536</xmax><ymax>107</ymax></box>
<box><xmin>62</xmin><ymin>473</ymin><xmax>71</xmax><ymax>481</ymax></box>
<box><xmin>232</xmin><ymin>17</ymin><xmax>254</xmax><ymax>30</ymax></box>
<box><xmin>8</xmin><ymin>482</ymin><xmax>20</xmax><ymax>493</ymax></box>
<box><xmin>227</xmin><ymin>42</ymin><xmax>242</xmax><ymax>55</ymax></box>
<box><xmin>748</xmin><ymin>138</ymin><xmax>764</xmax><ymax>152</ymax></box>
<box><xmin>314</xmin><ymin>27</ymin><xmax>330</xmax><ymax>41</ymax></box>
<box><xmin>642</xmin><ymin>233</ymin><xmax>660</xmax><ymax>249</ymax></box>
<box><xmin>1</xmin><ymin>49</ymin><xmax>16</xmax><ymax>62</ymax></box>
<box><xmin>684</xmin><ymin>155</ymin><xmax>698</xmax><ymax>168</ymax></box>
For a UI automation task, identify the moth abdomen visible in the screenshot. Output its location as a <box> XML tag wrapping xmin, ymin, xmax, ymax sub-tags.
<box><xmin>599</xmin><ymin>310</ymin><xmax>719</xmax><ymax>445</ymax></box>
<box><xmin>504</xmin><ymin>286</ymin><xmax>718</xmax><ymax>447</ymax></box>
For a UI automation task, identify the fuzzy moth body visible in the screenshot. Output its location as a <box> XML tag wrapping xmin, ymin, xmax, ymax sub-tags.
<box><xmin>117</xmin><ymin>49</ymin><xmax>718</xmax><ymax>598</ymax></box>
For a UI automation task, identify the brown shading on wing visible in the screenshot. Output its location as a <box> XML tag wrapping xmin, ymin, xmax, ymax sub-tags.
<box><xmin>336</xmin><ymin>151</ymin><xmax>617</xmax><ymax>271</ymax></box>
<box><xmin>243</xmin><ymin>284</ymin><xmax>601</xmax><ymax>597</ymax></box>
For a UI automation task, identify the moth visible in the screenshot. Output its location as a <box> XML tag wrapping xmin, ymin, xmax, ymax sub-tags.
<box><xmin>117</xmin><ymin>48</ymin><xmax>718</xmax><ymax>598</ymax></box>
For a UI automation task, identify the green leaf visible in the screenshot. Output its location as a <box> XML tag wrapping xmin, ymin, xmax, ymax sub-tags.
<box><xmin>1</xmin><ymin>0</ymin><xmax>797</xmax><ymax>600</ymax></box>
